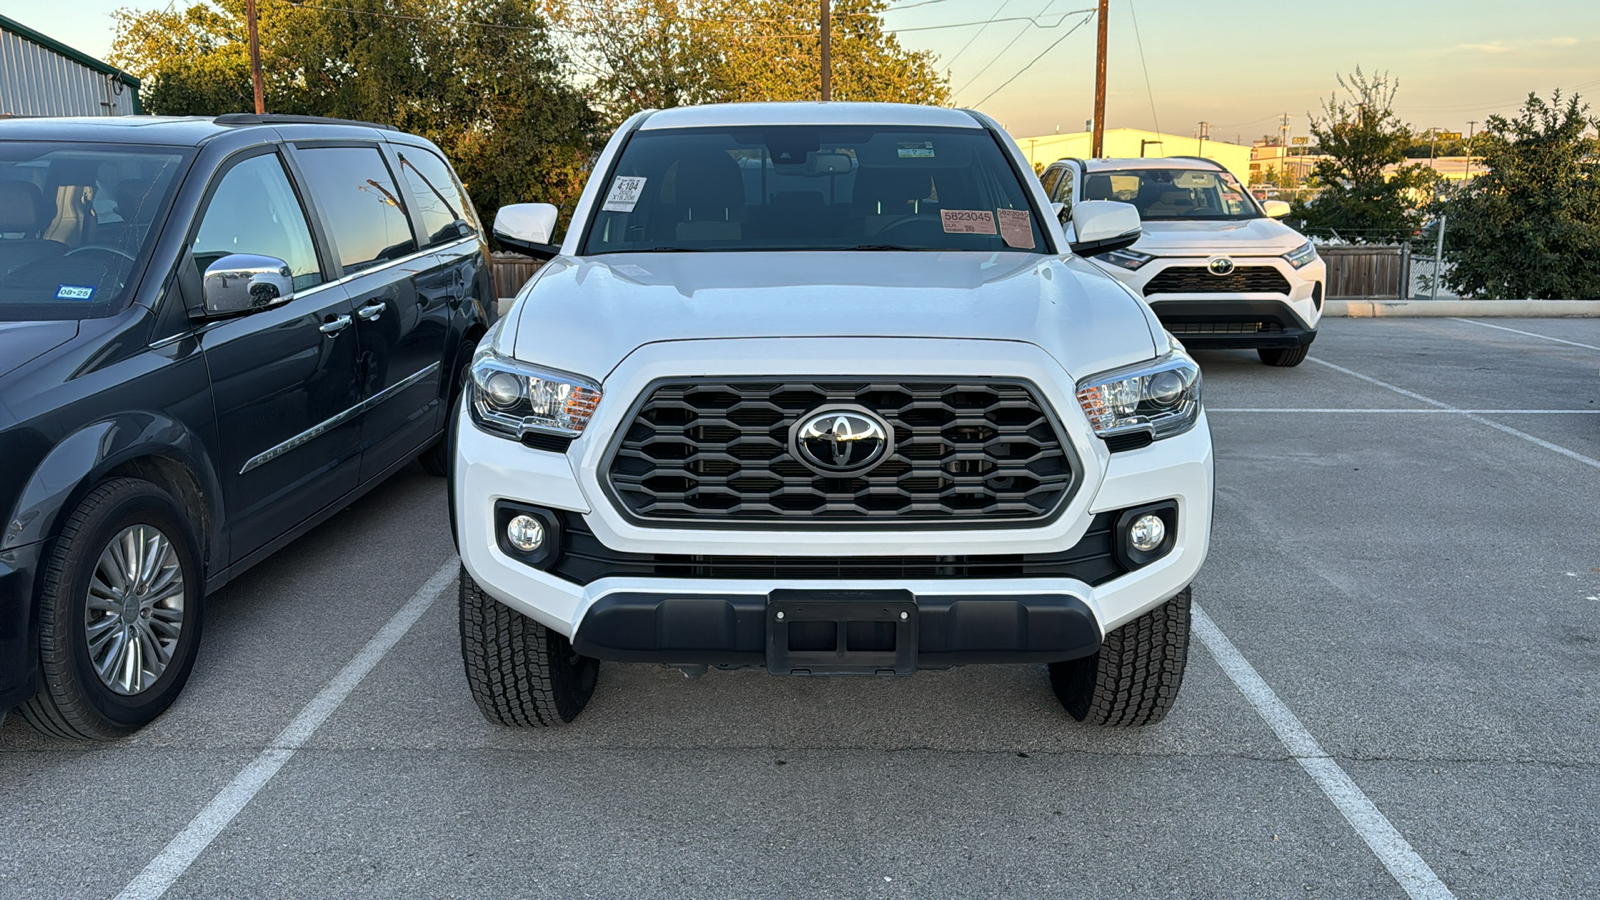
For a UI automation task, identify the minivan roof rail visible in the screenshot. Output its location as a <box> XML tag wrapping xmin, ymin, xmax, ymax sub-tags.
<box><xmin>213</xmin><ymin>113</ymin><xmax>394</xmax><ymax>131</ymax></box>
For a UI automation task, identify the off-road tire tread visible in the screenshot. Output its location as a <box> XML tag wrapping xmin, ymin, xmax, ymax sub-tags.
<box><xmin>458</xmin><ymin>566</ymin><xmax>595</xmax><ymax>727</ymax></box>
<box><xmin>1258</xmin><ymin>345</ymin><xmax>1310</xmax><ymax>367</ymax></box>
<box><xmin>21</xmin><ymin>478</ymin><xmax>187</xmax><ymax>741</ymax></box>
<box><xmin>1049</xmin><ymin>587</ymin><xmax>1192</xmax><ymax>727</ymax></box>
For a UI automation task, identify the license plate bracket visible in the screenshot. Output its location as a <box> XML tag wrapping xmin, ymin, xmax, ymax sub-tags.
<box><xmin>766</xmin><ymin>589</ymin><xmax>917</xmax><ymax>676</ymax></box>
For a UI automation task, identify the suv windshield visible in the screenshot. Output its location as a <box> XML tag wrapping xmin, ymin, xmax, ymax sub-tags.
<box><xmin>582</xmin><ymin>125</ymin><xmax>1047</xmax><ymax>254</ymax></box>
<box><xmin>1085</xmin><ymin>167</ymin><xmax>1259</xmax><ymax>221</ymax></box>
<box><xmin>0</xmin><ymin>142</ymin><xmax>187</xmax><ymax>321</ymax></box>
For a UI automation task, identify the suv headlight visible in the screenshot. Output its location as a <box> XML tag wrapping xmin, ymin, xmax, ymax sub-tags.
<box><xmin>1283</xmin><ymin>240</ymin><xmax>1318</xmax><ymax>269</ymax></box>
<box><xmin>1076</xmin><ymin>351</ymin><xmax>1202</xmax><ymax>441</ymax></box>
<box><xmin>1094</xmin><ymin>248</ymin><xmax>1155</xmax><ymax>270</ymax></box>
<box><xmin>468</xmin><ymin>345</ymin><xmax>602</xmax><ymax>440</ymax></box>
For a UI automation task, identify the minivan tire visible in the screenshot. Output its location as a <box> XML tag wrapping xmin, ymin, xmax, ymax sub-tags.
<box><xmin>1258</xmin><ymin>346</ymin><xmax>1310</xmax><ymax>367</ymax></box>
<box><xmin>1048</xmin><ymin>587</ymin><xmax>1191</xmax><ymax>727</ymax></box>
<box><xmin>22</xmin><ymin>478</ymin><xmax>203</xmax><ymax>741</ymax></box>
<box><xmin>459</xmin><ymin>566</ymin><xmax>598</xmax><ymax>727</ymax></box>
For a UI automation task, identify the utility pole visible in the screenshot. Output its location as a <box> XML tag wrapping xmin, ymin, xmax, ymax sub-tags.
<box><xmin>1429</xmin><ymin>127</ymin><xmax>1440</xmax><ymax>169</ymax></box>
<box><xmin>1278</xmin><ymin>113</ymin><xmax>1291</xmax><ymax>180</ymax></box>
<box><xmin>820</xmin><ymin>0</ymin><xmax>832</xmax><ymax>101</ymax></box>
<box><xmin>1091</xmin><ymin>0</ymin><xmax>1107</xmax><ymax>157</ymax></box>
<box><xmin>1464</xmin><ymin>120</ymin><xmax>1477</xmax><ymax>183</ymax></box>
<box><xmin>247</xmin><ymin>0</ymin><xmax>264</xmax><ymax>114</ymax></box>
<box><xmin>1197</xmin><ymin>121</ymin><xmax>1210</xmax><ymax>157</ymax></box>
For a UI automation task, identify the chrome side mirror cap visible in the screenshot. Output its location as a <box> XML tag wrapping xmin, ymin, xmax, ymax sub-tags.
<box><xmin>201</xmin><ymin>254</ymin><xmax>292</xmax><ymax>316</ymax></box>
<box><xmin>1069</xmin><ymin>200</ymin><xmax>1142</xmax><ymax>257</ymax></box>
<box><xmin>493</xmin><ymin>203</ymin><xmax>561</xmax><ymax>259</ymax></box>
<box><xmin>1262</xmin><ymin>200</ymin><xmax>1292</xmax><ymax>218</ymax></box>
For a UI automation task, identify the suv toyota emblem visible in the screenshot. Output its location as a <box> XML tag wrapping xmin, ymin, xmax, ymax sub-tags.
<box><xmin>1207</xmin><ymin>257</ymin><xmax>1235</xmax><ymax>276</ymax></box>
<box><xmin>791</xmin><ymin>407</ymin><xmax>893</xmax><ymax>476</ymax></box>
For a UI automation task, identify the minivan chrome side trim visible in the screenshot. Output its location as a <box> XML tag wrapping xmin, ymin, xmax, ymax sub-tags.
<box><xmin>239</xmin><ymin>361</ymin><xmax>441</xmax><ymax>474</ymax></box>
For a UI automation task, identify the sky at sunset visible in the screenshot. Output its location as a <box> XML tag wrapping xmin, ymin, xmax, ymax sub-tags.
<box><xmin>9</xmin><ymin>0</ymin><xmax>1600</xmax><ymax>144</ymax></box>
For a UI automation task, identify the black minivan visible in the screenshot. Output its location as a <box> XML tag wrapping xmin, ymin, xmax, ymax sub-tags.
<box><xmin>0</xmin><ymin>114</ymin><xmax>495</xmax><ymax>739</ymax></box>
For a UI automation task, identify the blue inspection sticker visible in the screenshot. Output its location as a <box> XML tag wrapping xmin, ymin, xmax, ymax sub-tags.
<box><xmin>55</xmin><ymin>285</ymin><xmax>96</xmax><ymax>301</ymax></box>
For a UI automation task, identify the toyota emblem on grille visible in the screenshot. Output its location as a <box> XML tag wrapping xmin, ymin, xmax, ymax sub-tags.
<box><xmin>791</xmin><ymin>407</ymin><xmax>893</xmax><ymax>476</ymax></box>
<box><xmin>1207</xmin><ymin>257</ymin><xmax>1235</xmax><ymax>276</ymax></box>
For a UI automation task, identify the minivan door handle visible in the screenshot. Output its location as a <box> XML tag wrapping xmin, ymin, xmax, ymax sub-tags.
<box><xmin>319</xmin><ymin>313</ymin><xmax>353</xmax><ymax>336</ymax></box>
<box><xmin>355</xmin><ymin>301</ymin><xmax>386</xmax><ymax>322</ymax></box>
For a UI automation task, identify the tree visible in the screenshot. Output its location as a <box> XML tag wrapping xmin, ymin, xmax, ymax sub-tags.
<box><xmin>110</xmin><ymin>0</ymin><xmax>599</xmax><ymax>229</ymax></box>
<box><xmin>546</xmin><ymin>0</ymin><xmax>950</xmax><ymax>122</ymax></box>
<box><xmin>1290</xmin><ymin>68</ymin><xmax>1437</xmax><ymax>242</ymax></box>
<box><xmin>1439</xmin><ymin>92</ymin><xmax>1600</xmax><ymax>299</ymax></box>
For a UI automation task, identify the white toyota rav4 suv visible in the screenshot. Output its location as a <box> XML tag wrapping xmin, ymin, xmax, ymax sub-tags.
<box><xmin>1040</xmin><ymin>156</ymin><xmax>1326</xmax><ymax>366</ymax></box>
<box><xmin>453</xmin><ymin>102</ymin><xmax>1213</xmax><ymax>728</ymax></box>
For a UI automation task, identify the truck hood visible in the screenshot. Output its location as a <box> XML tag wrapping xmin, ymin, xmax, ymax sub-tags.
<box><xmin>505</xmin><ymin>251</ymin><xmax>1159</xmax><ymax>381</ymax></box>
<box><xmin>0</xmin><ymin>319</ymin><xmax>77</xmax><ymax>380</ymax></box>
<box><xmin>1131</xmin><ymin>218</ymin><xmax>1307</xmax><ymax>255</ymax></box>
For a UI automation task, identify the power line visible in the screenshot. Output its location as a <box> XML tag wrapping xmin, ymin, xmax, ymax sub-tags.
<box><xmin>955</xmin><ymin>0</ymin><xmax>1066</xmax><ymax>99</ymax></box>
<box><xmin>971</xmin><ymin>10</ymin><xmax>1096</xmax><ymax>109</ymax></box>
<box><xmin>1126</xmin><ymin>0</ymin><xmax>1159</xmax><ymax>137</ymax></box>
<box><xmin>942</xmin><ymin>0</ymin><xmax>1011</xmax><ymax>69</ymax></box>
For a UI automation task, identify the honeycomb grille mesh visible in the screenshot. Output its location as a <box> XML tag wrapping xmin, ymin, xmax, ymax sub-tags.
<box><xmin>1143</xmin><ymin>265</ymin><xmax>1292</xmax><ymax>296</ymax></box>
<box><xmin>606</xmin><ymin>380</ymin><xmax>1073</xmax><ymax>523</ymax></box>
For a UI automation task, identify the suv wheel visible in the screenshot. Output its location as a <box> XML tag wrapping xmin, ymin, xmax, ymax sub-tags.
<box><xmin>22</xmin><ymin>478</ymin><xmax>203</xmax><ymax>740</ymax></box>
<box><xmin>1048</xmin><ymin>587</ymin><xmax>1191</xmax><ymax>727</ymax></box>
<box><xmin>458</xmin><ymin>566</ymin><xmax>597</xmax><ymax>726</ymax></box>
<box><xmin>1258</xmin><ymin>346</ymin><xmax>1310</xmax><ymax>367</ymax></box>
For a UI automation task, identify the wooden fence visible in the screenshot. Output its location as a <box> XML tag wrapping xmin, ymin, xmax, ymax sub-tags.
<box><xmin>1317</xmin><ymin>244</ymin><xmax>1411</xmax><ymax>299</ymax></box>
<box><xmin>492</xmin><ymin>252</ymin><xmax>543</xmax><ymax>299</ymax></box>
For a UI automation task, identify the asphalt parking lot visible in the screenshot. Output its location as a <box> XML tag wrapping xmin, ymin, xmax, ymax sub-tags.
<box><xmin>2</xmin><ymin>316</ymin><xmax>1597</xmax><ymax>900</ymax></box>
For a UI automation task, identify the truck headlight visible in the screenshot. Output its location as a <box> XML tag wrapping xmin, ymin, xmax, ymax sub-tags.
<box><xmin>1283</xmin><ymin>240</ymin><xmax>1318</xmax><ymax>269</ymax></box>
<box><xmin>468</xmin><ymin>345</ymin><xmax>602</xmax><ymax>440</ymax></box>
<box><xmin>1076</xmin><ymin>351</ymin><xmax>1202</xmax><ymax>441</ymax></box>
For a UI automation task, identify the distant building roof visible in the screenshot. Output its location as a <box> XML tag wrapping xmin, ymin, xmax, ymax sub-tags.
<box><xmin>0</xmin><ymin>14</ymin><xmax>142</xmax><ymax>116</ymax></box>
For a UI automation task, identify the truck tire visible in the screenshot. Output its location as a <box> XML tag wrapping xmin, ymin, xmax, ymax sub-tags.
<box><xmin>1049</xmin><ymin>587</ymin><xmax>1191</xmax><ymax>727</ymax></box>
<box><xmin>22</xmin><ymin>478</ymin><xmax>203</xmax><ymax>740</ymax></box>
<box><xmin>1258</xmin><ymin>345</ymin><xmax>1309</xmax><ymax>367</ymax></box>
<box><xmin>458</xmin><ymin>566</ymin><xmax>597</xmax><ymax>726</ymax></box>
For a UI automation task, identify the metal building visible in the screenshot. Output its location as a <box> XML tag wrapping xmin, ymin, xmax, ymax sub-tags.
<box><xmin>1</xmin><ymin>14</ymin><xmax>142</xmax><ymax>117</ymax></box>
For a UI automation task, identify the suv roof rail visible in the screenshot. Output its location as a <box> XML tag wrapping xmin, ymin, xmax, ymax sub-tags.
<box><xmin>212</xmin><ymin>113</ymin><xmax>395</xmax><ymax>131</ymax></box>
<box><xmin>1163</xmin><ymin>155</ymin><xmax>1225</xmax><ymax>168</ymax></box>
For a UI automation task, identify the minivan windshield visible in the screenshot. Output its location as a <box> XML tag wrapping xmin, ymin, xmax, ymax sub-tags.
<box><xmin>1084</xmin><ymin>167</ymin><xmax>1260</xmax><ymax>221</ymax></box>
<box><xmin>0</xmin><ymin>143</ymin><xmax>187</xmax><ymax>321</ymax></box>
<box><xmin>581</xmin><ymin>125</ymin><xmax>1048</xmax><ymax>254</ymax></box>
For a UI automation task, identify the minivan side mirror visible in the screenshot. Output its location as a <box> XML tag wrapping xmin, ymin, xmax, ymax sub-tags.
<box><xmin>1069</xmin><ymin>200</ymin><xmax>1142</xmax><ymax>257</ymax></box>
<box><xmin>201</xmin><ymin>254</ymin><xmax>293</xmax><ymax>316</ymax></box>
<box><xmin>1261</xmin><ymin>200</ymin><xmax>1291</xmax><ymax>219</ymax></box>
<box><xmin>493</xmin><ymin>203</ymin><xmax>561</xmax><ymax>259</ymax></box>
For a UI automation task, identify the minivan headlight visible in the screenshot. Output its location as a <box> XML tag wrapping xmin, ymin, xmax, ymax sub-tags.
<box><xmin>468</xmin><ymin>346</ymin><xmax>602</xmax><ymax>440</ymax></box>
<box><xmin>1076</xmin><ymin>351</ymin><xmax>1202</xmax><ymax>441</ymax></box>
<box><xmin>1283</xmin><ymin>240</ymin><xmax>1318</xmax><ymax>269</ymax></box>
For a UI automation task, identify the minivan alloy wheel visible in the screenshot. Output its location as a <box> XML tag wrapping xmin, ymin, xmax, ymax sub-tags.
<box><xmin>86</xmin><ymin>524</ymin><xmax>186</xmax><ymax>695</ymax></box>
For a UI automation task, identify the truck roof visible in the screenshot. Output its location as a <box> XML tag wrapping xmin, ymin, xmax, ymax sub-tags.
<box><xmin>638</xmin><ymin>102</ymin><xmax>984</xmax><ymax>131</ymax></box>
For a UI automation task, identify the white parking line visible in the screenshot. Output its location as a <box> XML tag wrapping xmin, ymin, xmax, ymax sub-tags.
<box><xmin>112</xmin><ymin>558</ymin><xmax>458</xmax><ymax>900</ymax></box>
<box><xmin>1450</xmin><ymin>318</ymin><xmax>1600</xmax><ymax>351</ymax></box>
<box><xmin>1210</xmin><ymin>408</ymin><xmax>1600</xmax><ymax>414</ymax></box>
<box><xmin>1308</xmin><ymin>358</ymin><xmax>1600</xmax><ymax>471</ymax></box>
<box><xmin>1192</xmin><ymin>604</ymin><xmax>1456</xmax><ymax>900</ymax></box>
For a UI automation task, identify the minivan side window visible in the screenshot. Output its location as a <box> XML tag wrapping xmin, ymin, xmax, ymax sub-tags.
<box><xmin>192</xmin><ymin>153</ymin><xmax>323</xmax><ymax>292</ymax></box>
<box><xmin>294</xmin><ymin>146</ymin><xmax>417</xmax><ymax>271</ymax></box>
<box><xmin>394</xmin><ymin>148</ymin><xmax>479</xmax><ymax>247</ymax></box>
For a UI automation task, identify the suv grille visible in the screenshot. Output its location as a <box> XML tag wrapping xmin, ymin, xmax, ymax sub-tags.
<box><xmin>606</xmin><ymin>380</ymin><xmax>1073</xmax><ymax>524</ymax></box>
<box><xmin>1166</xmin><ymin>321</ymin><xmax>1285</xmax><ymax>335</ymax></box>
<box><xmin>1144</xmin><ymin>266</ymin><xmax>1291</xmax><ymax>296</ymax></box>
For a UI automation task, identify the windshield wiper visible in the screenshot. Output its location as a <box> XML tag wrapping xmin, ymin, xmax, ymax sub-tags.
<box><xmin>842</xmin><ymin>244</ymin><xmax>943</xmax><ymax>251</ymax></box>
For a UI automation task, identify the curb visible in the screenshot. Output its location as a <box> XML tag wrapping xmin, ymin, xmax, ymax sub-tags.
<box><xmin>1328</xmin><ymin>299</ymin><xmax>1600</xmax><ymax>317</ymax></box>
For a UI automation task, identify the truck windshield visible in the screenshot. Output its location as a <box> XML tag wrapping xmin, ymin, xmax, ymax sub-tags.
<box><xmin>581</xmin><ymin>125</ymin><xmax>1048</xmax><ymax>254</ymax></box>
<box><xmin>0</xmin><ymin>143</ymin><xmax>187</xmax><ymax>321</ymax></box>
<box><xmin>1084</xmin><ymin>167</ymin><xmax>1260</xmax><ymax>221</ymax></box>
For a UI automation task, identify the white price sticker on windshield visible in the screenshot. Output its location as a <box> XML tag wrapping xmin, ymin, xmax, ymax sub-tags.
<box><xmin>603</xmin><ymin>176</ymin><xmax>647</xmax><ymax>212</ymax></box>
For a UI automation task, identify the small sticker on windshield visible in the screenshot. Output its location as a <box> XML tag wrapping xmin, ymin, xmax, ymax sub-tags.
<box><xmin>941</xmin><ymin>209</ymin><xmax>996</xmax><ymax>235</ymax></box>
<box><xmin>602</xmin><ymin>176</ymin><xmax>647</xmax><ymax>212</ymax></box>
<box><xmin>997</xmin><ymin>209</ymin><xmax>1035</xmax><ymax>249</ymax></box>
<box><xmin>1222</xmin><ymin>192</ymin><xmax>1244</xmax><ymax>202</ymax></box>
<box><xmin>55</xmin><ymin>284</ymin><xmax>95</xmax><ymax>301</ymax></box>
<box><xmin>897</xmin><ymin>142</ymin><xmax>935</xmax><ymax>158</ymax></box>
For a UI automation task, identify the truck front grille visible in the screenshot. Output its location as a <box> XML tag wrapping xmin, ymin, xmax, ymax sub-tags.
<box><xmin>605</xmin><ymin>379</ymin><xmax>1074</xmax><ymax>525</ymax></box>
<box><xmin>1144</xmin><ymin>266</ymin><xmax>1291</xmax><ymax>296</ymax></box>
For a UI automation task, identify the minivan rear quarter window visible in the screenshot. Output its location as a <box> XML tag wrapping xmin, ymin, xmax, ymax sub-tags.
<box><xmin>295</xmin><ymin>146</ymin><xmax>417</xmax><ymax>270</ymax></box>
<box><xmin>582</xmin><ymin>125</ymin><xmax>1048</xmax><ymax>254</ymax></box>
<box><xmin>395</xmin><ymin>148</ymin><xmax>478</xmax><ymax>247</ymax></box>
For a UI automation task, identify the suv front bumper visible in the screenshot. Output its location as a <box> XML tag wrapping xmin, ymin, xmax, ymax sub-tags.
<box><xmin>1093</xmin><ymin>254</ymin><xmax>1326</xmax><ymax>350</ymax></box>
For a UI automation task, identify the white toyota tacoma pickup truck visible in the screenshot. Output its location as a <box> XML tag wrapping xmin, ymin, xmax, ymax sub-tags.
<box><xmin>452</xmin><ymin>102</ymin><xmax>1213</xmax><ymax>728</ymax></box>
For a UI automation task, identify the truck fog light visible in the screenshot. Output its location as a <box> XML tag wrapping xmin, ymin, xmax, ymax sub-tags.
<box><xmin>1129</xmin><ymin>514</ymin><xmax>1166</xmax><ymax>552</ymax></box>
<box><xmin>506</xmin><ymin>515</ymin><xmax>545</xmax><ymax>552</ymax></box>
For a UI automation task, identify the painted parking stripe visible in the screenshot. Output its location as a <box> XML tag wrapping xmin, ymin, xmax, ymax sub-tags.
<box><xmin>1308</xmin><ymin>358</ymin><xmax>1600</xmax><ymax>471</ymax></box>
<box><xmin>113</xmin><ymin>558</ymin><xmax>458</xmax><ymax>900</ymax></box>
<box><xmin>1449</xmin><ymin>318</ymin><xmax>1600</xmax><ymax>351</ymax></box>
<box><xmin>1209</xmin><ymin>408</ymin><xmax>1600</xmax><ymax>414</ymax></box>
<box><xmin>1193</xmin><ymin>604</ymin><xmax>1457</xmax><ymax>900</ymax></box>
